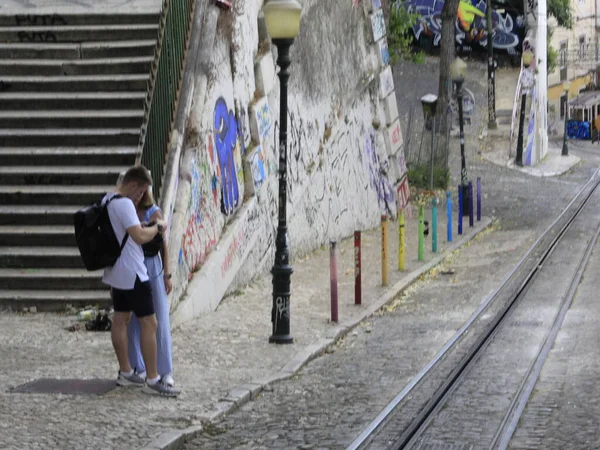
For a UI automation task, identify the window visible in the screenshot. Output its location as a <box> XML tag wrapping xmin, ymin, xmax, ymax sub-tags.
<box><xmin>560</xmin><ymin>41</ymin><xmax>568</xmax><ymax>81</ymax></box>
<box><xmin>579</xmin><ymin>36</ymin><xmax>586</xmax><ymax>61</ymax></box>
<box><xmin>585</xmin><ymin>108</ymin><xmax>589</xmax><ymax>122</ymax></box>
<box><xmin>560</xmin><ymin>95</ymin><xmax>567</xmax><ymax>119</ymax></box>
<box><xmin>560</xmin><ymin>41</ymin><xmax>568</xmax><ymax>66</ymax></box>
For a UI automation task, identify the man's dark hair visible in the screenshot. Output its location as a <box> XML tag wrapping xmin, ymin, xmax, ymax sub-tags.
<box><xmin>122</xmin><ymin>165</ymin><xmax>152</xmax><ymax>186</ymax></box>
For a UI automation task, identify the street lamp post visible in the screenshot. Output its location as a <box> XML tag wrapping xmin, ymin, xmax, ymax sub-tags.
<box><xmin>450</xmin><ymin>57</ymin><xmax>469</xmax><ymax>216</ymax></box>
<box><xmin>486</xmin><ymin>0</ymin><xmax>497</xmax><ymax>129</ymax></box>
<box><xmin>515</xmin><ymin>49</ymin><xmax>534</xmax><ymax>167</ymax></box>
<box><xmin>562</xmin><ymin>81</ymin><xmax>570</xmax><ymax>156</ymax></box>
<box><xmin>263</xmin><ymin>0</ymin><xmax>302</xmax><ymax>344</ymax></box>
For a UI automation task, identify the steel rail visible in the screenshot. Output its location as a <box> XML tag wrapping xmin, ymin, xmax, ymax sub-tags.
<box><xmin>347</xmin><ymin>166</ymin><xmax>600</xmax><ymax>450</ymax></box>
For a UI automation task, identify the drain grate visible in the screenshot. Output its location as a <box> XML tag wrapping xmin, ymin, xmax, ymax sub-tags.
<box><xmin>10</xmin><ymin>378</ymin><xmax>116</xmax><ymax>395</ymax></box>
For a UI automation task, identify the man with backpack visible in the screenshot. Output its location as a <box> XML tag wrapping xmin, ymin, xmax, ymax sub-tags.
<box><xmin>101</xmin><ymin>165</ymin><xmax>179</xmax><ymax>397</ymax></box>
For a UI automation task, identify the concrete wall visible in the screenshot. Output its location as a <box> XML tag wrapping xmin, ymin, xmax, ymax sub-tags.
<box><xmin>166</xmin><ymin>0</ymin><xmax>407</xmax><ymax>326</ymax></box>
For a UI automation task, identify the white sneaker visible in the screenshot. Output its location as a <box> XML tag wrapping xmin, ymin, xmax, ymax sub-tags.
<box><xmin>116</xmin><ymin>370</ymin><xmax>144</xmax><ymax>387</ymax></box>
<box><xmin>142</xmin><ymin>376</ymin><xmax>180</xmax><ymax>397</ymax></box>
<box><xmin>163</xmin><ymin>373</ymin><xmax>175</xmax><ymax>387</ymax></box>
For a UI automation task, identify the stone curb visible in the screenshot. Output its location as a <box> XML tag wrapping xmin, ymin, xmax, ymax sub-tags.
<box><xmin>143</xmin><ymin>217</ymin><xmax>492</xmax><ymax>450</ymax></box>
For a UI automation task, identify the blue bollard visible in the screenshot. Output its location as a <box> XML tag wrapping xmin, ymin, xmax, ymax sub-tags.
<box><xmin>432</xmin><ymin>197</ymin><xmax>438</xmax><ymax>253</ymax></box>
<box><xmin>446</xmin><ymin>191</ymin><xmax>452</xmax><ymax>242</ymax></box>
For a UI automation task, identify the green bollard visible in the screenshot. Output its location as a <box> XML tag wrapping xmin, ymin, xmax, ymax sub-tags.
<box><xmin>432</xmin><ymin>197</ymin><xmax>438</xmax><ymax>253</ymax></box>
<box><xmin>418</xmin><ymin>205</ymin><xmax>424</xmax><ymax>261</ymax></box>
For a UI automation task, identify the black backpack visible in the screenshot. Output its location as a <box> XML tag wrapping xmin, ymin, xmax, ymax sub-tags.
<box><xmin>74</xmin><ymin>194</ymin><xmax>129</xmax><ymax>271</ymax></box>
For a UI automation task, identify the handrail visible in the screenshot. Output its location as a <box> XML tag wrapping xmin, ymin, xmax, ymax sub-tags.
<box><xmin>138</xmin><ymin>0</ymin><xmax>195</xmax><ymax>200</ymax></box>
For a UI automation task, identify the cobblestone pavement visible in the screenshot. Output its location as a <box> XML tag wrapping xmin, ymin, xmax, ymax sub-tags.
<box><xmin>509</xmin><ymin>209</ymin><xmax>600</xmax><ymax>450</ymax></box>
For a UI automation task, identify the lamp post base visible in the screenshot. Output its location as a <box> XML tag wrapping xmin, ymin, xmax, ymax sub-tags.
<box><xmin>562</xmin><ymin>138</ymin><xmax>569</xmax><ymax>156</ymax></box>
<box><xmin>269</xmin><ymin>334</ymin><xmax>294</xmax><ymax>344</ymax></box>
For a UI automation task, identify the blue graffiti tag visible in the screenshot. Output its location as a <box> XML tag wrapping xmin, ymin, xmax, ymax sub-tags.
<box><xmin>214</xmin><ymin>97</ymin><xmax>240</xmax><ymax>214</ymax></box>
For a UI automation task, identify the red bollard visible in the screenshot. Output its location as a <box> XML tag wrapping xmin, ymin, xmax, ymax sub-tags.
<box><xmin>330</xmin><ymin>241</ymin><xmax>338</xmax><ymax>322</ymax></box>
<box><xmin>354</xmin><ymin>231</ymin><xmax>361</xmax><ymax>305</ymax></box>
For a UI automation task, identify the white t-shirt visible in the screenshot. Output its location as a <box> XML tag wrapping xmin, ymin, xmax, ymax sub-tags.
<box><xmin>101</xmin><ymin>193</ymin><xmax>149</xmax><ymax>290</ymax></box>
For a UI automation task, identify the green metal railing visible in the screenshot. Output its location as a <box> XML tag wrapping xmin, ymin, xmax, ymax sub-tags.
<box><xmin>139</xmin><ymin>0</ymin><xmax>195</xmax><ymax>200</ymax></box>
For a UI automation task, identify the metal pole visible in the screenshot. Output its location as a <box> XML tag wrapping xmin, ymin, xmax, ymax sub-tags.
<box><xmin>418</xmin><ymin>206</ymin><xmax>424</xmax><ymax>261</ymax></box>
<box><xmin>381</xmin><ymin>215</ymin><xmax>389</xmax><ymax>286</ymax></box>
<box><xmin>330</xmin><ymin>241</ymin><xmax>338</xmax><ymax>323</ymax></box>
<box><xmin>477</xmin><ymin>177</ymin><xmax>482</xmax><ymax>221</ymax></box>
<box><xmin>354</xmin><ymin>231</ymin><xmax>361</xmax><ymax>305</ymax></box>
<box><xmin>446</xmin><ymin>191</ymin><xmax>452</xmax><ymax>242</ymax></box>
<box><xmin>398</xmin><ymin>211</ymin><xmax>405</xmax><ymax>271</ymax></box>
<box><xmin>515</xmin><ymin>90</ymin><xmax>527</xmax><ymax>167</ymax></box>
<box><xmin>456</xmin><ymin>78</ymin><xmax>469</xmax><ymax>216</ymax></box>
<box><xmin>269</xmin><ymin>39</ymin><xmax>294</xmax><ymax>344</ymax></box>
<box><xmin>468</xmin><ymin>181</ymin><xmax>474</xmax><ymax>227</ymax></box>
<box><xmin>432</xmin><ymin>197</ymin><xmax>438</xmax><ymax>253</ymax></box>
<box><xmin>430</xmin><ymin>116</ymin><xmax>436</xmax><ymax>190</ymax></box>
<box><xmin>487</xmin><ymin>0</ymin><xmax>497</xmax><ymax>129</ymax></box>
<box><xmin>562</xmin><ymin>89</ymin><xmax>569</xmax><ymax>156</ymax></box>
<box><xmin>458</xmin><ymin>185</ymin><xmax>463</xmax><ymax>235</ymax></box>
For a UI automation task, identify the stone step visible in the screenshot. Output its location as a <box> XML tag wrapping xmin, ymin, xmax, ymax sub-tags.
<box><xmin>0</xmin><ymin>225</ymin><xmax>75</xmax><ymax>246</ymax></box>
<box><xmin>0</xmin><ymin>74</ymin><xmax>149</xmax><ymax>92</ymax></box>
<box><xmin>0</xmin><ymin>165</ymin><xmax>126</xmax><ymax>185</ymax></box>
<box><xmin>0</xmin><ymin>205</ymin><xmax>76</xmax><ymax>225</ymax></box>
<box><xmin>0</xmin><ymin>56</ymin><xmax>154</xmax><ymax>76</ymax></box>
<box><xmin>1</xmin><ymin>14</ymin><xmax>159</xmax><ymax>27</ymax></box>
<box><xmin>0</xmin><ymin>110</ymin><xmax>144</xmax><ymax>129</ymax></box>
<box><xmin>0</xmin><ymin>128</ymin><xmax>140</xmax><ymax>146</ymax></box>
<box><xmin>0</xmin><ymin>40</ymin><xmax>156</xmax><ymax>59</ymax></box>
<box><xmin>0</xmin><ymin>268</ymin><xmax>104</xmax><ymax>291</ymax></box>
<box><xmin>0</xmin><ymin>185</ymin><xmax>113</xmax><ymax>205</ymax></box>
<box><xmin>0</xmin><ymin>289</ymin><xmax>111</xmax><ymax>312</ymax></box>
<box><xmin>0</xmin><ymin>146</ymin><xmax>138</xmax><ymax>166</ymax></box>
<box><xmin>0</xmin><ymin>91</ymin><xmax>145</xmax><ymax>109</ymax></box>
<box><xmin>0</xmin><ymin>246</ymin><xmax>83</xmax><ymax>268</ymax></box>
<box><xmin>0</xmin><ymin>24</ymin><xmax>159</xmax><ymax>43</ymax></box>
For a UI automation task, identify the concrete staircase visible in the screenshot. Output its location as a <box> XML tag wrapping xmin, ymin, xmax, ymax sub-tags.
<box><xmin>0</xmin><ymin>13</ymin><xmax>159</xmax><ymax>311</ymax></box>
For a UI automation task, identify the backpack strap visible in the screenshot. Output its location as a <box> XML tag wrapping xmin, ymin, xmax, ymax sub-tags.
<box><xmin>120</xmin><ymin>233</ymin><xmax>129</xmax><ymax>251</ymax></box>
<box><xmin>105</xmin><ymin>193</ymin><xmax>130</xmax><ymax>250</ymax></box>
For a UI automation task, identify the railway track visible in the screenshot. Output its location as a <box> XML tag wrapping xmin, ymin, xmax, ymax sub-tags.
<box><xmin>348</xmin><ymin>167</ymin><xmax>600</xmax><ymax>450</ymax></box>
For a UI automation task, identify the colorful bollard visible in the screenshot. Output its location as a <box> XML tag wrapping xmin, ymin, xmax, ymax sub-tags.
<box><xmin>446</xmin><ymin>191</ymin><xmax>452</xmax><ymax>242</ymax></box>
<box><xmin>432</xmin><ymin>197</ymin><xmax>438</xmax><ymax>253</ymax></box>
<box><xmin>381</xmin><ymin>215</ymin><xmax>389</xmax><ymax>286</ymax></box>
<box><xmin>468</xmin><ymin>181</ymin><xmax>474</xmax><ymax>228</ymax></box>
<box><xmin>330</xmin><ymin>241</ymin><xmax>338</xmax><ymax>322</ymax></box>
<box><xmin>458</xmin><ymin>185</ymin><xmax>463</xmax><ymax>235</ymax></box>
<box><xmin>398</xmin><ymin>210</ymin><xmax>405</xmax><ymax>271</ymax></box>
<box><xmin>418</xmin><ymin>205</ymin><xmax>425</xmax><ymax>261</ymax></box>
<box><xmin>477</xmin><ymin>177</ymin><xmax>482</xmax><ymax>221</ymax></box>
<box><xmin>354</xmin><ymin>231</ymin><xmax>361</xmax><ymax>305</ymax></box>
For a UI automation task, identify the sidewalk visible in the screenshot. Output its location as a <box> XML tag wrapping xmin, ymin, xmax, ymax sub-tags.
<box><xmin>481</xmin><ymin>135</ymin><xmax>581</xmax><ymax>177</ymax></box>
<box><xmin>0</xmin><ymin>206</ymin><xmax>490</xmax><ymax>450</ymax></box>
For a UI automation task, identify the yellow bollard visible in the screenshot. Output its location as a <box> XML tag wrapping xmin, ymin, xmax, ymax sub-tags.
<box><xmin>398</xmin><ymin>210</ymin><xmax>405</xmax><ymax>271</ymax></box>
<box><xmin>381</xmin><ymin>215</ymin><xmax>389</xmax><ymax>286</ymax></box>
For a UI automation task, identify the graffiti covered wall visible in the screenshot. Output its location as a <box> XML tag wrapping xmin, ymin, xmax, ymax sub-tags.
<box><xmin>400</xmin><ymin>0</ymin><xmax>526</xmax><ymax>57</ymax></box>
<box><xmin>168</xmin><ymin>0</ymin><xmax>400</xmax><ymax>323</ymax></box>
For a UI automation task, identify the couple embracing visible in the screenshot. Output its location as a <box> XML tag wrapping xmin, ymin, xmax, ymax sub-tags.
<box><xmin>102</xmin><ymin>165</ymin><xmax>179</xmax><ymax>397</ymax></box>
